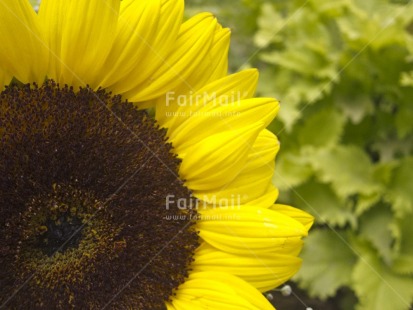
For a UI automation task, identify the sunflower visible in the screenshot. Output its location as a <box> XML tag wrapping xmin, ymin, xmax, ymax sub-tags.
<box><xmin>0</xmin><ymin>0</ymin><xmax>313</xmax><ymax>309</ymax></box>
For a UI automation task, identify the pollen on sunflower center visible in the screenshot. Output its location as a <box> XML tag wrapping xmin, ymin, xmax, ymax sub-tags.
<box><xmin>0</xmin><ymin>81</ymin><xmax>199</xmax><ymax>309</ymax></box>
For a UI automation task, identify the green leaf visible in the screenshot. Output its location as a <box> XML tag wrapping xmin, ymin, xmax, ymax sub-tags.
<box><xmin>395</xmin><ymin>99</ymin><xmax>413</xmax><ymax>139</ymax></box>
<box><xmin>256</xmin><ymin>68</ymin><xmax>304</xmax><ymax>132</ymax></box>
<box><xmin>356</xmin><ymin>162</ymin><xmax>397</xmax><ymax>215</ymax></box>
<box><xmin>359</xmin><ymin>205</ymin><xmax>394</xmax><ymax>264</ymax></box>
<box><xmin>297</xmin><ymin>107</ymin><xmax>345</xmax><ymax>148</ymax></box>
<box><xmin>373</xmin><ymin>139</ymin><xmax>412</xmax><ymax>163</ymax></box>
<box><xmin>356</xmin><ymin>192</ymin><xmax>382</xmax><ymax>215</ymax></box>
<box><xmin>308</xmin><ymin>0</ymin><xmax>349</xmax><ymax>16</ymax></box>
<box><xmin>254</xmin><ymin>3</ymin><xmax>284</xmax><ymax>48</ymax></box>
<box><xmin>276</xmin><ymin>100</ymin><xmax>302</xmax><ymax>133</ymax></box>
<box><xmin>391</xmin><ymin>217</ymin><xmax>413</xmax><ymax>274</ymax></box>
<box><xmin>373</xmin><ymin>162</ymin><xmax>398</xmax><ymax>185</ymax></box>
<box><xmin>292</xmin><ymin>180</ymin><xmax>357</xmax><ymax>228</ymax></box>
<box><xmin>295</xmin><ymin>229</ymin><xmax>357</xmax><ymax>299</ymax></box>
<box><xmin>337</xmin><ymin>1</ymin><xmax>408</xmax><ymax>50</ymax></box>
<box><xmin>273</xmin><ymin>152</ymin><xmax>313</xmax><ymax>191</ymax></box>
<box><xmin>386</xmin><ymin>157</ymin><xmax>413</xmax><ymax>216</ymax></box>
<box><xmin>260</xmin><ymin>48</ymin><xmax>335</xmax><ymax>79</ymax></box>
<box><xmin>335</xmin><ymin>93</ymin><xmax>374</xmax><ymax>124</ymax></box>
<box><xmin>308</xmin><ymin>146</ymin><xmax>381</xmax><ymax>198</ymax></box>
<box><xmin>352</xmin><ymin>244</ymin><xmax>413</xmax><ymax>310</ymax></box>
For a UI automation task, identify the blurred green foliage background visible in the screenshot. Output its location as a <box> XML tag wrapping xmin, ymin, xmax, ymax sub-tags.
<box><xmin>185</xmin><ymin>1</ymin><xmax>413</xmax><ymax>309</ymax></box>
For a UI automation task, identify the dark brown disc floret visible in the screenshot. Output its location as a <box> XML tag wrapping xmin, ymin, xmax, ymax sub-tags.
<box><xmin>0</xmin><ymin>81</ymin><xmax>199</xmax><ymax>309</ymax></box>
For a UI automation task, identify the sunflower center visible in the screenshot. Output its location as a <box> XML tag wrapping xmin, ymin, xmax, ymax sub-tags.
<box><xmin>0</xmin><ymin>81</ymin><xmax>199</xmax><ymax>309</ymax></box>
<box><xmin>37</xmin><ymin>211</ymin><xmax>84</xmax><ymax>257</ymax></box>
<box><xmin>27</xmin><ymin>186</ymin><xmax>100</xmax><ymax>257</ymax></box>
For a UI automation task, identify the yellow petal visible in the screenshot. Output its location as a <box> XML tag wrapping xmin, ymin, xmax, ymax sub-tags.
<box><xmin>0</xmin><ymin>0</ymin><xmax>47</xmax><ymax>83</ymax></box>
<box><xmin>171</xmin><ymin>298</ymin><xmax>205</xmax><ymax>310</ymax></box>
<box><xmin>172</xmin><ymin>271</ymin><xmax>274</xmax><ymax>310</ymax></box>
<box><xmin>196</xmin><ymin>161</ymin><xmax>275</xmax><ymax>207</ymax></box>
<box><xmin>156</xmin><ymin>69</ymin><xmax>259</xmax><ymax>131</ymax></box>
<box><xmin>199</xmin><ymin>230</ymin><xmax>304</xmax><ymax>256</ymax></box>
<box><xmin>194</xmin><ymin>130</ymin><xmax>279</xmax><ymax>206</ymax></box>
<box><xmin>270</xmin><ymin>204</ymin><xmax>314</xmax><ymax>231</ymax></box>
<box><xmin>198</xmin><ymin>207</ymin><xmax>307</xmax><ymax>255</ymax></box>
<box><xmin>38</xmin><ymin>0</ymin><xmax>66</xmax><ymax>80</ymax></box>
<box><xmin>193</xmin><ymin>243</ymin><xmax>302</xmax><ymax>292</ymax></box>
<box><xmin>166</xmin><ymin>302</ymin><xmax>178</xmax><ymax>310</ymax></box>
<box><xmin>170</xmin><ymin>99</ymin><xmax>279</xmax><ymax>153</ymax></box>
<box><xmin>244</xmin><ymin>130</ymin><xmax>280</xmax><ymax>172</ymax></box>
<box><xmin>40</xmin><ymin>0</ymin><xmax>120</xmax><ymax>88</ymax></box>
<box><xmin>101</xmin><ymin>0</ymin><xmax>184</xmax><ymax>94</ymax></box>
<box><xmin>125</xmin><ymin>13</ymin><xmax>218</xmax><ymax>102</ymax></box>
<box><xmin>145</xmin><ymin>22</ymin><xmax>230</xmax><ymax>110</ymax></box>
<box><xmin>199</xmin><ymin>207</ymin><xmax>307</xmax><ymax>237</ymax></box>
<box><xmin>241</xmin><ymin>185</ymin><xmax>279</xmax><ymax>209</ymax></box>
<box><xmin>179</xmin><ymin>122</ymin><xmax>263</xmax><ymax>191</ymax></box>
<box><xmin>195</xmin><ymin>184</ymin><xmax>279</xmax><ymax>210</ymax></box>
<box><xmin>0</xmin><ymin>70</ymin><xmax>12</xmax><ymax>90</ymax></box>
<box><xmin>194</xmin><ymin>23</ymin><xmax>230</xmax><ymax>84</ymax></box>
<box><xmin>165</xmin><ymin>22</ymin><xmax>229</xmax><ymax>93</ymax></box>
